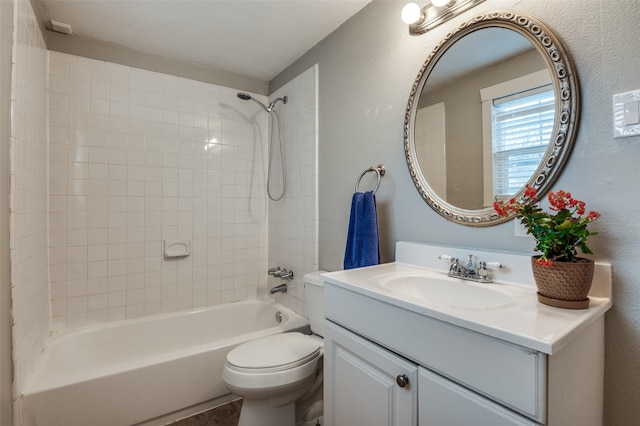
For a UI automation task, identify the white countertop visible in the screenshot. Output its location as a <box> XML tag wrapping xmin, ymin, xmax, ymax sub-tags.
<box><xmin>321</xmin><ymin>260</ymin><xmax>612</xmax><ymax>355</ymax></box>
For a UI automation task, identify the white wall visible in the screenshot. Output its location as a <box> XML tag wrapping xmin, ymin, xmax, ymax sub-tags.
<box><xmin>267</xmin><ymin>65</ymin><xmax>319</xmax><ymax>314</ymax></box>
<box><xmin>4</xmin><ymin>11</ymin><xmax>316</xmax><ymax>426</ymax></box>
<box><xmin>270</xmin><ymin>0</ymin><xmax>640</xmax><ymax>424</ymax></box>
<box><xmin>0</xmin><ymin>1</ymin><xmax>14</xmax><ymax>424</ymax></box>
<box><xmin>47</xmin><ymin>52</ymin><xmax>269</xmax><ymax>329</ymax></box>
<box><xmin>9</xmin><ymin>0</ymin><xmax>49</xmax><ymax>419</ymax></box>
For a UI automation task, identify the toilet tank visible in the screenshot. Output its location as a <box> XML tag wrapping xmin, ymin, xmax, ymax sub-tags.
<box><xmin>304</xmin><ymin>272</ymin><xmax>326</xmax><ymax>337</ymax></box>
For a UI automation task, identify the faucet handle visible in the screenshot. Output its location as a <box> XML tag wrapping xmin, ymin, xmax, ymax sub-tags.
<box><xmin>279</xmin><ymin>269</ymin><xmax>294</xmax><ymax>280</ymax></box>
<box><xmin>439</xmin><ymin>254</ymin><xmax>454</xmax><ymax>263</ymax></box>
<box><xmin>484</xmin><ymin>261</ymin><xmax>505</xmax><ymax>270</ymax></box>
<box><xmin>268</xmin><ymin>266</ymin><xmax>282</xmax><ymax>275</ymax></box>
<box><xmin>273</xmin><ymin>268</ymin><xmax>294</xmax><ymax>279</ymax></box>
<box><xmin>476</xmin><ymin>261</ymin><xmax>505</xmax><ymax>283</ymax></box>
<box><xmin>477</xmin><ymin>261</ymin><xmax>489</xmax><ymax>279</ymax></box>
<box><xmin>440</xmin><ymin>255</ymin><xmax>460</xmax><ymax>274</ymax></box>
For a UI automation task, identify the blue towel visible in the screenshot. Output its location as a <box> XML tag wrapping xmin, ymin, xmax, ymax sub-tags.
<box><xmin>344</xmin><ymin>191</ymin><xmax>380</xmax><ymax>270</ymax></box>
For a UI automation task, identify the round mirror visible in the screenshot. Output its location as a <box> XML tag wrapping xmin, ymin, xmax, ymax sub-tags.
<box><xmin>405</xmin><ymin>11</ymin><xmax>579</xmax><ymax>226</ymax></box>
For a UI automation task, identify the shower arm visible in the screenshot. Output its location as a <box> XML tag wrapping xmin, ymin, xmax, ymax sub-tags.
<box><xmin>237</xmin><ymin>92</ymin><xmax>287</xmax><ymax>112</ymax></box>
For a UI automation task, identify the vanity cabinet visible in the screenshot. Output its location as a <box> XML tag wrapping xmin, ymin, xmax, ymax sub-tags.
<box><xmin>323</xmin><ymin>282</ymin><xmax>606</xmax><ymax>426</ymax></box>
<box><xmin>324</xmin><ymin>321</ymin><xmax>418</xmax><ymax>426</ymax></box>
<box><xmin>325</xmin><ymin>320</ymin><xmax>538</xmax><ymax>426</ymax></box>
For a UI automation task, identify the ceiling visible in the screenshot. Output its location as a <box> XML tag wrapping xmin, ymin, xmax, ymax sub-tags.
<box><xmin>39</xmin><ymin>0</ymin><xmax>372</xmax><ymax>82</ymax></box>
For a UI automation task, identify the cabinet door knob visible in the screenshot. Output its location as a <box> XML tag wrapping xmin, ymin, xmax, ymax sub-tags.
<box><xmin>396</xmin><ymin>374</ymin><xmax>409</xmax><ymax>388</ymax></box>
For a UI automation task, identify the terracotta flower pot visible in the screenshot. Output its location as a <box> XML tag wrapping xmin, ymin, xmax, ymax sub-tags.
<box><xmin>531</xmin><ymin>256</ymin><xmax>595</xmax><ymax>309</ymax></box>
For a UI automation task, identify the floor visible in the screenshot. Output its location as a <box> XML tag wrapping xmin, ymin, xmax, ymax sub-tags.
<box><xmin>171</xmin><ymin>400</ymin><xmax>242</xmax><ymax>426</ymax></box>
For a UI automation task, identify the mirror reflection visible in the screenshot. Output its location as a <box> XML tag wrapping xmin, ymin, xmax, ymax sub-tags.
<box><xmin>405</xmin><ymin>11</ymin><xmax>579</xmax><ymax>226</ymax></box>
<box><xmin>415</xmin><ymin>28</ymin><xmax>554</xmax><ymax>210</ymax></box>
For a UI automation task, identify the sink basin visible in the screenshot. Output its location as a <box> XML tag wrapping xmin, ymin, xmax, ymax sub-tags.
<box><xmin>369</xmin><ymin>273</ymin><xmax>513</xmax><ymax>310</ymax></box>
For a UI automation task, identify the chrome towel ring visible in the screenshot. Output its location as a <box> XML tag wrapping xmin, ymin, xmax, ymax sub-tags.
<box><xmin>355</xmin><ymin>164</ymin><xmax>386</xmax><ymax>195</ymax></box>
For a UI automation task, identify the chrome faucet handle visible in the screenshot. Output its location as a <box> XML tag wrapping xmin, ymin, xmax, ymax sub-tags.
<box><xmin>476</xmin><ymin>261</ymin><xmax>505</xmax><ymax>283</ymax></box>
<box><xmin>477</xmin><ymin>261</ymin><xmax>489</xmax><ymax>280</ymax></box>
<box><xmin>273</xmin><ymin>268</ymin><xmax>294</xmax><ymax>279</ymax></box>
<box><xmin>279</xmin><ymin>270</ymin><xmax>294</xmax><ymax>280</ymax></box>
<box><xmin>268</xmin><ymin>266</ymin><xmax>281</xmax><ymax>275</ymax></box>
<box><xmin>450</xmin><ymin>257</ymin><xmax>460</xmax><ymax>273</ymax></box>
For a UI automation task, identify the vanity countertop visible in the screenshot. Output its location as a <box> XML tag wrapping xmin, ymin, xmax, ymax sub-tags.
<box><xmin>322</xmin><ymin>261</ymin><xmax>612</xmax><ymax>355</ymax></box>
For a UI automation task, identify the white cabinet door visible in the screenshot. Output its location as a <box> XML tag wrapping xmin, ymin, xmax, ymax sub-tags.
<box><xmin>324</xmin><ymin>321</ymin><xmax>418</xmax><ymax>426</ymax></box>
<box><xmin>418</xmin><ymin>367</ymin><xmax>541</xmax><ymax>426</ymax></box>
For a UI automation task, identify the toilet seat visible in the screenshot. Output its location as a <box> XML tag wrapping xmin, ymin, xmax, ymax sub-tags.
<box><xmin>222</xmin><ymin>273</ymin><xmax>326</xmax><ymax>426</ymax></box>
<box><xmin>227</xmin><ymin>332</ymin><xmax>321</xmax><ymax>373</ymax></box>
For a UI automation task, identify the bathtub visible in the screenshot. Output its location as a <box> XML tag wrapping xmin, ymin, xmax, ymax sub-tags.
<box><xmin>21</xmin><ymin>299</ymin><xmax>309</xmax><ymax>426</ymax></box>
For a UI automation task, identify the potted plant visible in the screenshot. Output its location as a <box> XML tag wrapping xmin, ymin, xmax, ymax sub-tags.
<box><xmin>494</xmin><ymin>186</ymin><xmax>601</xmax><ymax>309</ymax></box>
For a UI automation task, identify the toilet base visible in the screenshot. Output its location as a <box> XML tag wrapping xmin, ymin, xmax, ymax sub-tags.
<box><xmin>238</xmin><ymin>399</ymin><xmax>295</xmax><ymax>426</ymax></box>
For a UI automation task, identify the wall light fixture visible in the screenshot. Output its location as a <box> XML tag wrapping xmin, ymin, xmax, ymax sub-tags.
<box><xmin>401</xmin><ymin>0</ymin><xmax>485</xmax><ymax>35</ymax></box>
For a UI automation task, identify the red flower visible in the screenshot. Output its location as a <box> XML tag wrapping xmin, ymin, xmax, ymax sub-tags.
<box><xmin>493</xmin><ymin>187</ymin><xmax>600</xmax><ymax>263</ymax></box>
<box><xmin>524</xmin><ymin>185</ymin><xmax>537</xmax><ymax>199</ymax></box>
<box><xmin>534</xmin><ymin>258</ymin><xmax>553</xmax><ymax>266</ymax></box>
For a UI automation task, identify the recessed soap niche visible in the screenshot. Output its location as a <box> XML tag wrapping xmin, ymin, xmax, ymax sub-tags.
<box><xmin>163</xmin><ymin>240</ymin><xmax>191</xmax><ymax>258</ymax></box>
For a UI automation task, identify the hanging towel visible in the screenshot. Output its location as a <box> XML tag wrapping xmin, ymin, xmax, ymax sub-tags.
<box><xmin>344</xmin><ymin>191</ymin><xmax>380</xmax><ymax>270</ymax></box>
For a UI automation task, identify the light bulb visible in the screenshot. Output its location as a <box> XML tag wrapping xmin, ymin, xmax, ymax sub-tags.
<box><xmin>401</xmin><ymin>3</ymin><xmax>422</xmax><ymax>25</ymax></box>
<box><xmin>431</xmin><ymin>0</ymin><xmax>454</xmax><ymax>7</ymax></box>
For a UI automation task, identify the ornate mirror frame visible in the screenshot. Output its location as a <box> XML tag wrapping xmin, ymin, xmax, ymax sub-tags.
<box><xmin>404</xmin><ymin>11</ymin><xmax>580</xmax><ymax>226</ymax></box>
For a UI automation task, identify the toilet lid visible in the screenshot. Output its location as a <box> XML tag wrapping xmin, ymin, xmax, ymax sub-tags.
<box><xmin>227</xmin><ymin>332</ymin><xmax>321</xmax><ymax>371</ymax></box>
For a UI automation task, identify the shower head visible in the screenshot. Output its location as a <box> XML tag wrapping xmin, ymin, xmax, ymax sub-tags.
<box><xmin>237</xmin><ymin>92</ymin><xmax>270</xmax><ymax>112</ymax></box>
<box><xmin>237</xmin><ymin>92</ymin><xmax>288</xmax><ymax>113</ymax></box>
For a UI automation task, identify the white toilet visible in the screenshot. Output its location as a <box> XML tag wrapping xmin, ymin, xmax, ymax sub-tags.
<box><xmin>223</xmin><ymin>272</ymin><xmax>325</xmax><ymax>426</ymax></box>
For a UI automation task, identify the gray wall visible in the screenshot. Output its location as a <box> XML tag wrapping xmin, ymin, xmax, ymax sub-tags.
<box><xmin>270</xmin><ymin>0</ymin><xmax>640</xmax><ymax>424</ymax></box>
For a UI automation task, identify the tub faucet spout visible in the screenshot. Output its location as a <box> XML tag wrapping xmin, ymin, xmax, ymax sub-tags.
<box><xmin>270</xmin><ymin>283</ymin><xmax>288</xmax><ymax>294</ymax></box>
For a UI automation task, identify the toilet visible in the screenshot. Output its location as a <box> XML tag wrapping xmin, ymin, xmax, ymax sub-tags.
<box><xmin>223</xmin><ymin>272</ymin><xmax>325</xmax><ymax>426</ymax></box>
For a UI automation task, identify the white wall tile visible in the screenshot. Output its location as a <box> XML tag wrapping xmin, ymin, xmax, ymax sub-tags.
<box><xmin>268</xmin><ymin>65</ymin><xmax>319</xmax><ymax>314</ymax></box>
<box><xmin>11</xmin><ymin>0</ymin><xmax>50</xmax><ymax>397</ymax></box>
<box><xmin>48</xmin><ymin>51</ymin><xmax>269</xmax><ymax>330</ymax></box>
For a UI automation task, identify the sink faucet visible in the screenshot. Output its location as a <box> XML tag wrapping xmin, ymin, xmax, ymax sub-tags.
<box><xmin>439</xmin><ymin>254</ymin><xmax>504</xmax><ymax>283</ymax></box>
<box><xmin>270</xmin><ymin>283</ymin><xmax>288</xmax><ymax>294</ymax></box>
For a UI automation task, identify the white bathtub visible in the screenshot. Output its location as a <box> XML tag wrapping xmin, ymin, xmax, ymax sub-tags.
<box><xmin>21</xmin><ymin>299</ymin><xmax>309</xmax><ymax>426</ymax></box>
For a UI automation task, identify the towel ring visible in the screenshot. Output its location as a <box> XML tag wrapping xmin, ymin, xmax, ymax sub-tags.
<box><xmin>355</xmin><ymin>164</ymin><xmax>386</xmax><ymax>195</ymax></box>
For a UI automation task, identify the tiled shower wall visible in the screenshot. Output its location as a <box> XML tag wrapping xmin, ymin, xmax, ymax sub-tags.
<box><xmin>10</xmin><ymin>0</ymin><xmax>50</xmax><ymax>400</ymax></box>
<box><xmin>48</xmin><ymin>52</ymin><xmax>269</xmax><ymax>330</ymax></box>
<box><xmin>268</xmin><ymin>65</ymin><xmax>318</xmax><ymax>314</ymax></box>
